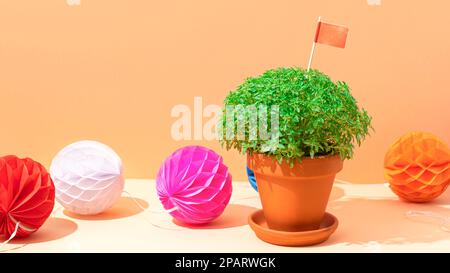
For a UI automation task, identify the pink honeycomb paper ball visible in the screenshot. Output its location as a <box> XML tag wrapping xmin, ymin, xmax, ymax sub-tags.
<box><xmin>156</xmin><ymin>146</ymin><xmax>232</xmax><ymax>224</ymax></box>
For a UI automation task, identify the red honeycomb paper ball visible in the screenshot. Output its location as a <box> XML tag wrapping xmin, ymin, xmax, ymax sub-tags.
<box><xmin>0</xmin><ymin>155</ymin><xmax>55</xmax><ymax>238</ymax></box>
<box><xmin>384</xmin><ymin>132</ymin><xmax>450</xmax><ymax>202</ymax></box>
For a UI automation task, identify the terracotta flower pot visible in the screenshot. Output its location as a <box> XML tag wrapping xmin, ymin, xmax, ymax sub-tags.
<box><xmin>247</xmin><ymin>153</ymin><xmax>343</xmax><ymax>232</ymax></box>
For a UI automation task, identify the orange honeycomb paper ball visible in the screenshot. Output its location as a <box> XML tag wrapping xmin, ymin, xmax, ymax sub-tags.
<box><xmin>384</xmin><ymin>132</ymin><xmax>450</xmax><ymax>202</ymax></box>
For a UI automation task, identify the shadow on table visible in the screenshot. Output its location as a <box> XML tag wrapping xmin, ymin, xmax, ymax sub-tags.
<box><xmin>9</xmin><ymin>217</ymin><xmax>78</xmax><ymax>245</ymax></box>
<box><xmin>329</xmin><ymin>186</ymin><xmax>345</xmax><ymax>201</ymax></box>
<box><xmin>64</xmin><ymin>196</ymin><xmax>149</xmax><ymax>221</ymax></box>
<box><xmin>173</xmin><ymin>185</ymin><xmax>343</xmax><ymax>231</ymax></box>
<box><xmin>432</xmin><ymin>188</ymin><xmax>450</xmax><ymax>205</ymax></box>
<box><xmin>322</xmin><ymin>196</ymin><xmax>450</xmax><ymax>246</ymax></box>
<box><xmin>173</xmin><ymin>204</ymin><xmax>258</xmax><ymax>229</ymax></box>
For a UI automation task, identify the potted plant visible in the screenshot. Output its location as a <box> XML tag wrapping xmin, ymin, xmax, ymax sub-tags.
<box><xmin>219</xmin><ymin>67</ymin><xmax>372</xmax><ymax>233</ymax></box>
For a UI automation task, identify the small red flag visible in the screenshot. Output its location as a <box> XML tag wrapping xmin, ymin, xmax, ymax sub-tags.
<box><xmin>314</xmin><ymin>21</ymin><xmax>349</xmax><ymax>48</ymax></box>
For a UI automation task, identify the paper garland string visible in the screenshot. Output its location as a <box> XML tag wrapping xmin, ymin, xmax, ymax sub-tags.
<box><xmin>121</xmin><ymin>190</ymin><xmax>184</xmax><ymax>231</ymax></box>
<box><xmin>0</xmin><ymin>203</ymin><xmax>64</xmax><ymax>252</ymax></box>
<box><xmin>0</xmin><ymin>222</ymin><xmax>20</xmax><ymax>250</ymax></box>
<box><xmin>406</xmin><ymin>210</ymin><xmax>450</xmax><ymax>232</ymax></box>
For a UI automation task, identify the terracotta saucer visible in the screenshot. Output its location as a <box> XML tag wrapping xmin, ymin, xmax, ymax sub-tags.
<box><xmin>248</xmin><ymin>210</ymin><xmax>338</xmax><ymax>247</ymax></box>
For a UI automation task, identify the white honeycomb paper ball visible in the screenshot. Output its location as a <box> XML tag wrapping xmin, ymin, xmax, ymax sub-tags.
<box><xmin>50</xmin><ymin>140</ymin><xmax>124</xmax><ymax>215</ymax></box>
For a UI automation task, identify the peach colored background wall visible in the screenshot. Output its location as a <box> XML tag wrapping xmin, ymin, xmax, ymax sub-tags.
<box><xmin>1</xmin><ymin>0</ymin><xmax>449</xmax><ymax>183</ymax></box>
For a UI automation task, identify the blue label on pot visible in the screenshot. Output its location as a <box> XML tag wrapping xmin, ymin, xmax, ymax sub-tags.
<box><xmin>246</xmin><ymin>165</ymin><xmax>258</xmax><ymax>192</ymax></box>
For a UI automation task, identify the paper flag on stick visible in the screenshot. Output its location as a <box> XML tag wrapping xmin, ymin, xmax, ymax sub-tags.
<box><xmin>307</xmin><ymin>17</ymin><xmax>349</xmax><ymax>70</ymax></box>
<box><xmin>314</xmin><ymin>21</ymin><xmax>349</xmax><ymax>48</ymax></box>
